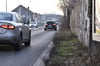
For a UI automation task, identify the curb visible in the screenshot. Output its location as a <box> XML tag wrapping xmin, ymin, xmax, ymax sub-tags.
<box><xmin>33</xmin><ymin>42</ymin><xmax>54</xmax><ymax>66</ymax></box>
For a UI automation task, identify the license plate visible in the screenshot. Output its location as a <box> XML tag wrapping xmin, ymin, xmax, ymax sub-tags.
<box><xmin>48</xmin><ymin>25</ymin><xmax>52</xmax><ymax>27</ymax></box>
<box><xmin>0</xmin><ymin>28</ymin><xmax>6</xmax><ymax>34</ymax></box>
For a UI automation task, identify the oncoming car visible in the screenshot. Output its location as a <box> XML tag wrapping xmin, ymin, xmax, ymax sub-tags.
<box><xmin>29</xmin><ymin>21</ymin><xmax>38</xmax><ymax>28</ymax></box>
<box><xmin>0</xmin><ymin>12</ymin><xmax>31</xmax><ymax>50</ymax></box>
<box><xmin>44</xmin><ymin>20</ymin><xmax>57</xmax><ymax>31</ymax></box>
<box><xmin>33</xmin><ymin>22</ymin><xmax>38</xmax><ymax>28</ymax></box>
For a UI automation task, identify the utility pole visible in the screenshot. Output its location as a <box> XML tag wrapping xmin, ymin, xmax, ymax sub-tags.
<box><xmin>6</xmin><ymin>0</ymin><xmax>7</xmax><ymax>12</ymax></box>
<box><xmin>89</xmin><ymin>0</ymin><xmax>93</xmax><ymax>65</ymax></box>
<box><xmin>28</xmin><ymin>0</ymin><xmax>31</xmax><ymax>24</ymax></box>
<box><xmin>27</xmin><ymin>7</ymin><xmax>30</xmax><ymax>24</ymax></box>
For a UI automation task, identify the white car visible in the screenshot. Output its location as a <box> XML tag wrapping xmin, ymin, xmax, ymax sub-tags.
<box><xmin>33</xmin><ymin>22</ymin><xmax>38</xmax><ymax>28</ymax></box>
<box><xmin>0</xmin><ymin>12</ymin><xmax>31</xmax><ymax>51</ymax></box>
<box><xmin>29</xmin><ymin>22</ymin><xmax>38</xmax><ymax>28</ymax></box>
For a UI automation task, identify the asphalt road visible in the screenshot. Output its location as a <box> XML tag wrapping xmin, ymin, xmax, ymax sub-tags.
<box><xmin>0</xmin><ymin>28</ymin><xmax>56</xmax><ymax>66</ymax></box>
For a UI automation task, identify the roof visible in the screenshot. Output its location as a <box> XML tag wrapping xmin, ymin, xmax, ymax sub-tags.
<box><xmin>12</xmin><ymin>5</ymin><xmax>34</xmax><ymax>14</ymax></box>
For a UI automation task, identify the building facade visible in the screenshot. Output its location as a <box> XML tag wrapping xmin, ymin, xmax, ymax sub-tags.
<box><xmin>12</xmin><ymin>5</ymin><xmax>35</xmax><ymax>23</ymax></box>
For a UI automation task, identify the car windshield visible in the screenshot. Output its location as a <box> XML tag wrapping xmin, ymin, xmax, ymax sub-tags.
<box><xmin>0</xmin><ymin>13</ymin><xmax>13</xmax><ymax>21</ymax></box>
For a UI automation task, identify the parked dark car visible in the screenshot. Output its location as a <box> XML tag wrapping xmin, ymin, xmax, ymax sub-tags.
<box><xmin>0</xmin><ymin>12</ymin><xmax>31</xmax><ymax>50</ymax></box>
<box><xmin>44</xmin><ymin>20</ymin><xmax>57</xmax><ymax>31</ymax></box>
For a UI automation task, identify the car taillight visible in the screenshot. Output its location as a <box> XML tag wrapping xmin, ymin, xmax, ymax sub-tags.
<box><xmin>52</xmin><ymin>24</ymin><xmax>56</xmax><ymax>26</ymax></box>
<box><xmin>45</xmin><ymin>24</ymin><xmax>48</xmax><ymax>25</ymax></box>
<box><xmin>0</xmin><ymin>25</ymin><xmax>15</xmax><ymax>29</ymax></box>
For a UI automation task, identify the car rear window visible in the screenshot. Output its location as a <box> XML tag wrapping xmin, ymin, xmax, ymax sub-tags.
<box><xmin>0</xmin><ymin>13</ymin><xmax>13</xmax><ymax>21</ymax></box>
<box><xmin>46</xmin><ymin>21</ymin><xmax>55</xmax><ymax>24</ymax></box>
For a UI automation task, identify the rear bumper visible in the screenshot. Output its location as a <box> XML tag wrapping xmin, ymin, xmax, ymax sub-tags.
<box><xmin>45</xmin><ymin>27</ymin><xmax>56</xmax><ymax>29</ymax></box>
<box><xmin>0</xmin><ymin>31</ymin><xmax>20</xmax><ymax>45</ymax></box>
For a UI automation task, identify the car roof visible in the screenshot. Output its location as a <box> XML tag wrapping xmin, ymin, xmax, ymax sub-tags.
<box><xmin>45</xmin><ymin>20</ymin><xmax>56</xmax><ymax>22</ymax></box>
<box><xmin>0</xmin><ymin>12</ymin><xmax>18</xmax><ymax>15</ymax></box>
<box><xmin>46</xmin><ymin>20</ymin><xmax>56</xmax><ymax>23</ymax></box>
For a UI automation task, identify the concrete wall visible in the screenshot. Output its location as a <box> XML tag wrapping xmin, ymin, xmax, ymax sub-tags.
<box><xmin>70</xmin><ymin>0</ymin><xmax>90</xmax><ymax>46</ymax></box>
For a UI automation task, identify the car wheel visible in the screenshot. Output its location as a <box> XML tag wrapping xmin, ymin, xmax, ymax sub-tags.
<box><xmin>14</xmin><ymin>36</ymin><xmax>22</xmax><ymax>51</ymax></box>
<box><xmin>44</xmin><ymin>29</ymin><xmax>46</xmax><ymax>31</ymax></box>
<box><xmin>44</xmin><ymin>28</ymin><xmax>47</xmax><ymax>31</ymax></box>
<box><xmin>55</xmin><ymin>28</ymin><xmax>57</xmax><ymax>31</ymax></box>
<box><xmin>36</xmin><ymin>26</ymin><xmax>38</xmax><ymax>28</ymax></box>
<box><xmin>25</xmin><ymin>32</ymin><xmax>31</xmax><ymax>46</ymax></box>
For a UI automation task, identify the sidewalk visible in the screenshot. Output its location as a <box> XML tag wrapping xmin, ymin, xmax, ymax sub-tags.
<box><xmin>33</xmin><ymin>42</ymin><xmax>54</xmax><ymax>66</ymax></box>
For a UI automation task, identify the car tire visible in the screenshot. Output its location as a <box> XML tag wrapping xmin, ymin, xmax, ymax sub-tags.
<box><xmin>44</xmin><ymin>28</ymin><xmax>47</xmax><ymax>31</ymax></box>
<box><xmin>14</xmin><ymin>36</ymin><xmax>22</xmax><ymax>51</ymax></box>
<box><xmin>55</xmin><ymin>28</ymin><xmax>57</xmax><ymax>31</ymax></box>
<box><xmin>36</xmin><ymin>26</ymin><xmax>38</xmax><ymax>28</ymax></box>
<box><xmin>25</xmin><ymin>32</ymin><xmax>31</xmax><ymax>46</ymax></box>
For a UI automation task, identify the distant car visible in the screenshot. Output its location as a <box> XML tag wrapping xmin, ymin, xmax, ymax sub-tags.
<box><xmin>44</xmin><ymin>21</ymin><xmax>57</xmax><ymax>31</ymax></box>
<box><xmin>0</xmin><ymin>12</ymin><xmax>31</xmax><ymax>50</ymax></box>
<box><xmin>29</xmin><ymin>21</ymin><xmax>38</xmax><ymax>28</ymax></box>
<box><xmin>33</xmin><ymin>22</ymin><xmax>38</xmax><ymax>28</ymax></box>
<box><xmin>29</xmin><ymin>23</ymin><xmax>34</xmax><ymax>28</ymax></box>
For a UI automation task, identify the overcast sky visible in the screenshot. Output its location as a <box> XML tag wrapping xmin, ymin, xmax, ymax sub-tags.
<box><xmin>0</xmin><ymin>0</ymin><xmax>63</xmax><ymax>15</ymax></box>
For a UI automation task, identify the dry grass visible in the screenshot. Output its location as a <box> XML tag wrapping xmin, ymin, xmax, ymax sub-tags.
<box><xmin>47</xmin><ymin>30</ymin><xmax>90</xmax><ymax>66</ymax></box>
<box><xmin>46</xmin><ymin>28</ymin><xmax>82</xmax><ymax>66</ymax></box>
<box><xmin>53</xmin><ymin>30</ymin><xmax>75</xmax><ymax>44</ymax></box>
